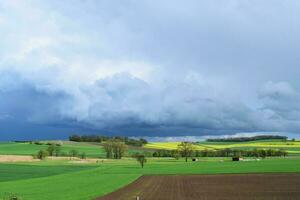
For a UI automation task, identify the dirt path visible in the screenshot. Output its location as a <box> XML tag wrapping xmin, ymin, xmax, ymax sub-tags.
<box><xmin>95</xmin><ymin>174</ymin><xmax>300</xmax><ymax>200</ymax></box>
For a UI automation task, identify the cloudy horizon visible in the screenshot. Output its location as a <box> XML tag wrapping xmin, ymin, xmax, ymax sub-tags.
<box><xmin>1</xmin><ymin>0</ymin><xmax>300</xmax><ymax>140</ymax></box>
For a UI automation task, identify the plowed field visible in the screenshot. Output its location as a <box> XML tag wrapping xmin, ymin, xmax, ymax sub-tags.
<box><xmin>96</xmin><ymin>174</ymin><xmax>300</xmax><ymax>200</ymax></box>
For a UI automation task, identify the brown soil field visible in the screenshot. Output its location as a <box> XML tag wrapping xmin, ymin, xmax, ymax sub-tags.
<box><xmin>0</xmin><ymin>155</ymin><xmax>39</xmax><ymax>162</ymax></box>
<box><xmin>46</xmin><ymin>156</ymin><xmax>104</xmax><ymax>163</ymax></box>
<box><xmin>96</xmin><ymin>174</ymin><xmax>300</xmax><ymax>200</ymax></box>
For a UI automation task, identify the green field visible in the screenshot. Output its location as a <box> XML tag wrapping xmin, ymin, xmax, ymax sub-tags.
<box><xmin>1</xmin><ymin>140</ymin><xmax>300</xmax><ymax>200</ymax></box>
<box><xmin>0</xmin><ymin>142</ymin><xmax>106</xmax><ymax>158</ymax></box>
<box><xmin>0</xmin><ymin>162</ymin><xmax>139</xmax><ymax>200</ymax></box>
<box><xmin>0</xmin><ymin>142</ymin><xmax>146</xmax><ymax>158</ymax></box>
<box><xmin>1</xmin><ymin>157</ymin><xmax>300</xmax><ymax>200</ymax></box>
<box><xmin>0</xmin><ymin>164</ymin><xmax>96</xmax><ymax>182</ymax></box>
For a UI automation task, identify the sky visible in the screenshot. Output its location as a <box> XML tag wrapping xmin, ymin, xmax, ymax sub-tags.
<box><xmin>1</xmin><ymin>0</ymin><xmax>300</xmax><ymax>140</ymax></box>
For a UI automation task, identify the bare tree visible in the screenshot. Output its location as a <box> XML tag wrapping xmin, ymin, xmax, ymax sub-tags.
<box><xmin>47</xmin><ymin>144</ymin><xmax>61</xmax><ymax>157</ymax></box>
<box><xmin>103</xmin><ymin>140</ymin><xmax>114</xmax><ymax>158</ymax></box>
<box><xmin>116</xmin><ymin>142</ymin><xmax>128</xmax><ymax>159</ymax></box>
<box><xmin>177</xmin><ymin>142</ymin><xmax>195</xmax><ymax>162</ymax></box>
<box><xmin>103</xmin><ymin>140</ymin><xmax>128</xmax><ymax>159</ymax></box>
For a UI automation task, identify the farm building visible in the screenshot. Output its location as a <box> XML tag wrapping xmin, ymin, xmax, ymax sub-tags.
<box><xmin>232</xmin><ymin>157</ymin><xmax>244</xmax><ymax>161</ymax></box>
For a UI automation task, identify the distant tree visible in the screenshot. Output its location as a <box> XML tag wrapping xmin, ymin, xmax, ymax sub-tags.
<box><xmin>201</xmin><ymin>149</ymin><xmax>209</xmax><ymax>157</ymax></box>
<box><xmin>46</xmin><ymin>144</ymin><xmax>55</xmax><ymax>156</ymax></box>
<box><xmin>233</xmin><ymin>150</ymin><xmax>242</xmax><ymax>158</ymax></box>
<box><xmin>46</xmin><ymin>144</ymin><xmax>61</xmax><ymax>157</ymax></box>
<box><xmin>139</xmin><ymin>138</ymin><xmax>148</xmax><ymax>145</ymax></box>
<box><xmin>192</xmin><ymin>148</ymin><xmax>287</xmax><ymax>158</ymax></box>
<box><xmin>34</xmin><ymin>141</ymin><xmax>43</xmax><ymax>145</ymax></box>
<box><xmin>37</xmin><ymin>150</ymin><xmax>48</xmax><ymax>160</ymax></box>
<box><xmin>177</xmin><ymin>142</ymin><xmax>195</xmax><ymax>162</ymax></box>
<box><xmin>113</xmin><ymin>141</ymin><xmax>127</xmax><ymax>159</ymax></box>
<box><xmin>224</xmin><ymin>148</ymin><xmax>232</xmax><ymax>157</ymax></box>
<box><xmin>68</xmin><ymin>134</ymin><xmax>147</xmax><ymax>146</ymax></box>
<box><xmin>103</xmin><ymin>140</ymin><xmax>114</xmax><ymax>158</ymax></box>
<box><xmin>60</xmin><ymin>152</ymin><xmax>68</xmax><ymax>157</ymax></box>
<box><xmin>79</xmin><ymin>152</ymin><xmax>86</xmax><ymax>160</ymax></box>
<box><xmin>69</xmin><ymin>134</ymin><xmax>82</xmax><ymax>142</ymax></box>
<box><xmin>134</xmin><ymin>154</ymin><xmax>147</xmax><ymax>168</ymax></box>
<box><xmin>54</xmin><ymin>145</ymin><xmax>61</xmax><ymax>157</ymax></box>
<box><xmin>206</xmin><ymin>135</ymin><xmax>287</xmax><ymax>142</ymax></box>
<box><xmin>258</xmin><ymin>149</ymin><xmax>267</xmax><ymax>158</ymax></box>
<box><xmin>173</xmin><ymin>152</ymin><xmax>180</xmax><ymax>160</ymax></box>
<box><xmin>69</xmin><ymin>149</ymin><xmax>79</xmax><ymax>158</ymax></box>
<box><xmin>280</xmin><ymin>149</ymin><xmax>288</xmax><ymax>157</ymax></box>
<box><xmin>103</xmin><ymin>140</ymin><xmax>128</xmax><ymax>159</ymax></box>
<box><xmin>266</xmin><ymin>149</ymin><xmax>274</xmax><ymax>157</ymax></box>
<box><xmin>152</xmin><ymin>151</ymin><xmax>159</xmax><ymax>157</ymax></box>
<box><xmin>194</xmin><ymin>150</ymin><xmax>200</xmax><ymax>157</ymax></box>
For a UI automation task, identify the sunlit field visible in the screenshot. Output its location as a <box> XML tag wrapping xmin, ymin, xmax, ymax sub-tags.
<box><xmin>145</xmin><ymin>140</ymin><xmax>300</xmax><ymax>155</ymax></box>
<box><xmin>145</xmin><ymin>142</ymin><xmax>208</xmax><ymax>150</ymax></box>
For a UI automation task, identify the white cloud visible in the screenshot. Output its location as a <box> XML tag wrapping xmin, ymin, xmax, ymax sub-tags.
<box><xmin>0</xmin><ymin>15</ymin><xmax>4</xmax><ymax>24</ymax></box>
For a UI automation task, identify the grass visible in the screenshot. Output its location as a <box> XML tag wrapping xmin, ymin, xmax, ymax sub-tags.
<box><xmin>0</xmin><ymin>164</ymin><xmax>96</xmax><ymax>182</ymax></box>
<box><xmin>1</xmin><ymin>157</ymin><xmax>300</xmax><ymax>200</ymax></box>
<box><xmin>0</xmin><ymin>142</ymin><xmax>106</xmax><ymax>158</ymax></box>
<box><xmin>0</xmin><ymin>167</ymin><xmax>139</xmax><ymax>200</ymax></box>
<box><xmin>90</xmin><ymin>157</ymin><xmax>300</xmax><ymax>175</ymax></box>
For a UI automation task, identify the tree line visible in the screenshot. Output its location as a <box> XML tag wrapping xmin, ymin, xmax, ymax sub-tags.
<box><xmin>102</xmin><ymin>140</ymin><xmax>128</xmax><ymax>159</ymax></box>
<box><xmin>35</xmin><ymin>143</ymin><xmax>86</xmax><ymax>160</ymax></box>
<box><xmin>194</xmin><ymin>148</ymin><xmax>288</xmax><ymax>158</ymax></box>
<box><xmin>69</xmin><ymin>134</ymin><xmax>147</xmax><ymax>147</ymax></box>
<box><xmin>206</xmin><ymin>135</ymin><xmax>287</xmax><ymax>142</ymax></box>
<box><xmin>151</xmin><ymin>142</ymin><xmax>288</xmax><ymax>160</ymax></box>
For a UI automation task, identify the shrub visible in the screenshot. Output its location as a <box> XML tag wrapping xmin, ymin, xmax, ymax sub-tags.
<box><xmin>173</xmin><ymin>153</ymin><xmax>180</xmax><ymax>160</ymax></box>
<box><xmin>2</xmin><ymin>193</ymin><xmax>22</xmax><ymax>200</ymax></box>
<box><xmin>60</xmin><ymin>152</ymin><xmax>68</xmax><ymax>157</ymax></box>
<box><xmin>69</xmin><ymin>149</ymin><xmax>79</xmax><ymax>157</ymax></box>
<box><xmin>33</xmin><ymin>141</ymin><xmax>43</xmax><ymax>145</ymax></box>
<box><xmin>103</xmin><ymin>140</ymin><xmax>128</xmax><ymax>159</ymax></box>
<box><xmin>46</xmin><ymin>144</ymin><xmax>61</xmax><ymax>157</ymax></box>
<box><xmin>37</xmin><ymin>150</ymin><xmax>48</xmax><ymax>160</ymax></box>
<box><xmin>79</xmin><ymin>152</ymin><xmax>86</xmax><ymax>159</ymax></box>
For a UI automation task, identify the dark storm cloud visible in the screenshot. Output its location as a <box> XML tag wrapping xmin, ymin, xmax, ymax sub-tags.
<box><xmin>0</xmin><ymin>0</ymin><xmax>300</xmax><ymax>139</ymax></box>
